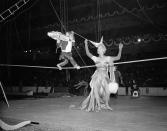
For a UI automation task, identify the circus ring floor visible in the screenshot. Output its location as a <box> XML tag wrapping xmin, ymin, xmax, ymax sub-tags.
<box><xmin>0</xmin><ymin>95</ymin><xmax>167</xmax><ymax>131</ymax></box>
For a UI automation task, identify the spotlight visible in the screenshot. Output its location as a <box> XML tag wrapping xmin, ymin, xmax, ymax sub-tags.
<box><xmin>137</xmin><ymin>38</ymin><xmax>141</xmax><ymax>42</ymax></box>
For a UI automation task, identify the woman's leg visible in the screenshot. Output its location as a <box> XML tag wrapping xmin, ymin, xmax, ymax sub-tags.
<box><xmin>103</xmin><ymin>79</ymin><xmax>112</xmax><ymax>110</ymax></box>
<box><xmin>93</xmin><ymin>85</ymin><xmax>101</xmax><ymax>111</ymax></box>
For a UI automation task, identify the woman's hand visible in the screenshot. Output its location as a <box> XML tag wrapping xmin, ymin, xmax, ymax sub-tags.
<box><xmin>84</xmin><ymin>39</ymin><xmax>88</xmax><ymax>44</ymax></box>
<box><xmin>84</xmin><ymin>39</ymin><xmax>93</xmax><ymax>58</ymax></box>
<box><xmin>114</xmin><ymin>43</ymin><xmax>123</xmax><ymax>61</ymax></box>
<box><xmin>119</xmin><ymin>43</ymin><xmax>123</xmax><ymax>49</ymax></box>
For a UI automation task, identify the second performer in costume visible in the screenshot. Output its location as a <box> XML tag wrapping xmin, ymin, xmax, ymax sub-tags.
<box><xmin>80</xmin><ymin>37</ymin><xmax>123</xmax><ymax>112</ymax></box>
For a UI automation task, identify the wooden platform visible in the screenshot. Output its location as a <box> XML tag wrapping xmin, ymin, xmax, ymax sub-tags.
<box><xmin>0</xmin><ymin>96</ymin><xmax>167</xmax><ymax>131</ymax></box>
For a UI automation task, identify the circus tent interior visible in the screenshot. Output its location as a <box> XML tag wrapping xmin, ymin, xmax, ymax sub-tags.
<box><xmin>0</xmin><ymin>0</ymin><xmax>167</xmax><ymax>95</ymax></box>
<box><xmin>1</xmin><ymin>1</ymin><xmax>167</xmax><ymax>131</ymax></box>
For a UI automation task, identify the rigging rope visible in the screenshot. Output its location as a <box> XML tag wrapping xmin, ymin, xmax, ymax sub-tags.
<box><xmin>49</xmin><ymin>0</ymin><xmax>91</xmax><ymax>73</ymax></box>
<box><xmin>49</xmin><ymin>0</ymin><xmax>66</xmax><ymax>32</ymax></box>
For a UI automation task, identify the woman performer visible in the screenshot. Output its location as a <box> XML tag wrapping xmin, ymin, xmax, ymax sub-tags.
<box><xmin>80</xmin><ymin>38</ymin><xmax>123</xmax><ymax>112</ymax></box>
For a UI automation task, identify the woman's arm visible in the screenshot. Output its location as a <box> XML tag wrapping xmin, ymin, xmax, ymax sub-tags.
<box><xmin>113</xmin><ymin>43</ymin><xmax>123</xmax><ymax>61</ymax></box>
<box><xmin>85</xmin><ymin>39</ymin><xmax>93</xmax><ymax>58</ymax></box>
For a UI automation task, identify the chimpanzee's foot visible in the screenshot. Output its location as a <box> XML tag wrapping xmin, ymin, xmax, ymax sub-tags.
<box><xmin>57</xmin><ymin>64</ymin><xmax>62</xmax><ymax>70</ymax></box>
<box><xmin>74</xmin><ymin>65</ymin><xmax>80</xmax><ymax>69</ymax></box>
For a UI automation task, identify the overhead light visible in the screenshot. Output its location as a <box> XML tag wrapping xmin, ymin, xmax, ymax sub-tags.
<box><xmin>137</xmin><ymin>38</ymin><xmax>141</xmax><ymax>42</ymax></box>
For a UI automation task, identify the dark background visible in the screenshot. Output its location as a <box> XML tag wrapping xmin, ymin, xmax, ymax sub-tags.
<box><xmin>0</xmin><ymin>0</ymin><xmax>167</xmax><ymax>88</ymax></box>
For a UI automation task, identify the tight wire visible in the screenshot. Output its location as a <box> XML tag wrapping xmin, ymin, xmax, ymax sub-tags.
<box><xmin>1</xmin><ymin>56</ymin><xmax>167</xmax><ymax>70</ymax></box>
